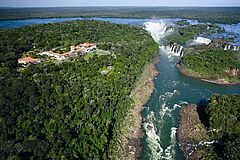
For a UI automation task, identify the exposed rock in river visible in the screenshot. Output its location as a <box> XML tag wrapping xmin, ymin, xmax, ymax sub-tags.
<box><xmin>177</xmin><ymin>104</ymin><xmax>209</xmax><ymax>160</ymax></box>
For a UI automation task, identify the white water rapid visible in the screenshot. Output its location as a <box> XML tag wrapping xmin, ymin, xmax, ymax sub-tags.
<box><xmin>193</xmin><ymin>37</ymin><xmax>211</xmax><ymax>45</ymax></box>
<box><xmin>142</xmin><ymin>20</ymin><xmax>240</xmax><ymax>160</ymax></box>
<box><xmin>143</xmin><ymin>21</ymin><xmax>182</xmax><ymax>160</ymax></box>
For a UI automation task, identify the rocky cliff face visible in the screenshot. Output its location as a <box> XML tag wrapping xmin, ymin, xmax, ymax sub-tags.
<box><xmin>177</xmin><ymin>105</ymin><xmax>209</xmax><ymax>160</ymax></box>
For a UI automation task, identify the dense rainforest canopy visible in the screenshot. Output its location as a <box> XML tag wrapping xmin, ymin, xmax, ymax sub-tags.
<box><xmin>164</xmin><ymin>21</ymin><xmax>240</xmax><ymax>83</ymax></box>
<box><xmin>204</xmin><ymin>94</ymin><xmax>240</xmax><ymax>159</ymax></box>
<box><xmin>0</xmin><ymin>20</ymin><xmax>158</xmax><ymax>159</ymax></box>
<box><xmin>0</xmin><ymin>7</ymin><xmax>240</xmax><ymax>24</ymax></box>
<box><xmin>179</xmin><ymin>49</ymin><xmax>240</xmax><ymax>83</ymax></box>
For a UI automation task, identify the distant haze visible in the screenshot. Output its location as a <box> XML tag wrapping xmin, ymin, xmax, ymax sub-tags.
<box><xmin>0</xmin><ymin>0</ymin><xmax>240</xmax><ymax>7</ymax></box>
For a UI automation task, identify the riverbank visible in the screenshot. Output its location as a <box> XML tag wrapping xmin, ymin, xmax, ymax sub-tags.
<box><xmin>117</xmin><ymin>56</ymin><xmax>159</xmax><ymax>160</ymax></box>
<box><xmin>177</xmin><ymin>104</ymin><xmax>209</xmax><ymax>160</ymax></box>
<box><xmin>176</xmin><ymin>64</ymin><xmax>239</xmax><ymax>85</ymax></box>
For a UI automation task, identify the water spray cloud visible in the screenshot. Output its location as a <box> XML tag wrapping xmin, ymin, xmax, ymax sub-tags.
<box><xmin>144</xmin><ymin>21</ymin><xmax>168</xmax><ymax>42</ymax></box>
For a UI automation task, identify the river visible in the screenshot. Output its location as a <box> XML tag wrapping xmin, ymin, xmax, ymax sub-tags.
<box><xmin>141</xmin><ymin>47</ymin><xmax>240</xmax><ymax>160</ymax></box>
<box><xmin>1</xmin><ymin>17</ymin><xmax>239</xmax><ymax>160</ymax></box>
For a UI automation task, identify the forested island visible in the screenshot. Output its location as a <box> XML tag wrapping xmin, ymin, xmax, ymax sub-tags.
<box><xmin>0</xmin><ymin>7</ymin><xmax>240</xmax><ymax>24</ymax></box>
<box><xmin>164</xmin><ymin>20</ymin><xmax>240</xmax><ymax>85</ymax></box>
<box><xmin>178</xmin><ymin>94</ymin><xmax>240</xmax><ymax>160</ymax></box>
<box><xmin>165</xmin><ymin>23</ymin><xmax>224</xmax><ymax>45</ymax></box>
<box><xmin>0</xmin><ymin>20</ymin><xmax>158</xmax><ymax>159</ymax></box>
<box><xmin>178</xmin><ymin>49</ymin><xmax>240</xmax><ymax>84</ymax></box>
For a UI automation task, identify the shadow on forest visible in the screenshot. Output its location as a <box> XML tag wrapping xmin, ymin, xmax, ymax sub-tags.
<box><xmin>196</xmin><ymin>98</ymin><xmax>210</xmax><ymax>128</ymax></box>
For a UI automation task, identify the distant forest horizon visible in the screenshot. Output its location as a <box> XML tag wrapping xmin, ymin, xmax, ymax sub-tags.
<box><xmin>0</xmin><ymin>6</ymin><xmax>240</xmax><ymax>24</ymax></box>
<box><xmin>1</xmin><ymin>6</ymin><xmax>240</xmax><ymax>8</ymax></box>
<box><xmin>0</xmin><ymin>7</ymin><xmax>240</xmax><ymax>24</ymax></box>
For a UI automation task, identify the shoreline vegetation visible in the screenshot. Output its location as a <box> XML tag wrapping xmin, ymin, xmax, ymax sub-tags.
<box><xmin>177</xmin><ymin>64</ymin><xmax>240</xmax><ymax>85</ymax></box>
<box><xmin>178</xmin><ymin>94</ymin><xmax>240</xmax><ymax>160</ymax></box>
<box><xmin>117</xmin><ymin>55</ymin><xmax>159</xmax><ymax>160</ymax></box>
<box><xmin>165</xmin><ymin>20</ymin><xmax>240</xmax><ymax>86</ymax></box>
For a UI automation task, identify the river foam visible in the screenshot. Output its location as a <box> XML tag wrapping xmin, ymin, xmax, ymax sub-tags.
<box><xmin>162</xmin><ymin>127</ymin><xmax>177</xmax><ymax>160</ymax></box>
<box><xmin>142</xmin><ymin>19</ymin><xmax>240</xmax><ymax>160</ymax></box>
<box><xmin>143</xmin><ymin>20</ymin><xmax>182</xmax><ymax>160</ymax></box>
<box><xmin>144</xmin><ymin>111</ymin><xmax>163</xmax><ymax>159</ymax></box>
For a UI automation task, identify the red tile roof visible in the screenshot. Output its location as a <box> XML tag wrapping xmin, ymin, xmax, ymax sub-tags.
<box><xmin>79</xmin><ymin>43</ymin><xmax>96</xmax><ymax>47</ymax></box>
<box><xmin>18</xmin><ymin>56</ymin><xmax>40</xmax><ymax>63</ymax></box>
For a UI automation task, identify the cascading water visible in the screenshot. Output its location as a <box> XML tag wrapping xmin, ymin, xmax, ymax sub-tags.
<box><xmin>144</xmin><ymin>21</ymin><xmax>172</xmax><ymax>44</ymax></box>
<box><xmin>145</xmin><ymin>21</ymin><xmax>183</xmax><ymax>58</ymax></box>
<box><xmin>193</xmin><ymin>37</ymin><xmax>211</xmax><ymax>45</ymax></box>
<box><xmin>144</xmin><ymin>21</ymin><xmax>182</xmax><ymax>57</ymax></box>
<box><xmin>141</xmin><ymin>21</ymin><xmax>240</xmax><ymax>160</ymax></box>
<box><xmin>142</xmin><ymin>21</ymin><xmax>184</xmax><ymax>160</ymax></box>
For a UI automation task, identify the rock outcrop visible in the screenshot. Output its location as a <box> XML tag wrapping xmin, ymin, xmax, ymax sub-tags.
<box><xmin>178</xmin><ymin>105</ymin><xmax>208</xmax><ymax>160</ymax></box>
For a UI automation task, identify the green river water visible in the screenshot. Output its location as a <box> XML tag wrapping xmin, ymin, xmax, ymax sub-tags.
<box><xmin>141</xmin><ymin>47</ymin><xmax>240</xmax><ymax>159</ymax></box>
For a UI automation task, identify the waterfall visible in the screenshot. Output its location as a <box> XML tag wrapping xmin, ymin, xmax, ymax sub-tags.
<box><xmin>194</xmin><ymin>37</ymin><xmax>211</xmax><ymax>45</ymax></box>
<box><xmin>173</xmin><ymin>46</ymin><xmax>176</xmax><ymax>53</ymax></box>
<box><xmin>177</xmin><ymin>46</ymin><xmax>183</xmax><ymax>56</ymax></box>
<box><xmin>144</xmin><ymin>21</ymin><xmax>168</xmax><ymax>42</ymax></box>
<box><xmin>170</xmin><ymin>45</ymin><xmax>174</xmax><ymax>52</ymax></box>
<box><xmin>233</xmin><ymin>45</ymin><xmax>240</xmax><ymax>51</ymax></box>
<box><xmin>167</xmin><ymin>43</ymin><xmax>184</xmax><ymax>57</ymax></box>
<box><xmin>175</xmin><ymin>46</ymin><xmax>177</xmax><ymax>53</ymax></box>
<box><xmin>180</xmin><ymin>51</ymin><xmax>184</xmax><ymax>57</ymax></box>
<box><xmin>224</xmin><ymin>45</ymin><xmax>228</xmax><ymax>50</ymax></box>
<box><xmin>141</xmin><ymin>19</ymin><xmax>240</xmax><ymax>160</ymax></box>
<box><xmin>233</xmin><ymin>46</ymin><xmax>237</xmax><ymax>51</ymax></box>
<box><xmin>162</xmin><ymin>26</ymin><xmax>167</xmax><ymax>35</ymax></box>
<box><xmin>223</xmin><ymin>44</ymin><xmax>240</xmax><ymax>51</ymax></box>
<box><xmin>177</xmin><ymin>46</ymin><xmax>180</xmax><ymax>53</ymax></box>
<box><xmin>144</xmin><ymin>21</ymin><xmax>183</xmax><ymax>57</ymax></box>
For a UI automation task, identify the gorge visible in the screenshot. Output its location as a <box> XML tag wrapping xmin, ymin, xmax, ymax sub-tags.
<box><xmin>141</xmin><ymin>21</ymin><xmax>240</xmax><ymax>160</ymax></box>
